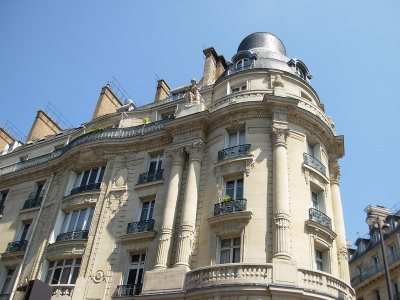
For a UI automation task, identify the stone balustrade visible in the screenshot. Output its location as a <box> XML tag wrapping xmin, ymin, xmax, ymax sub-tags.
<box><xmin>52</xmin><ymin>285</ymin><xmax>74</xmax><ymax>298</ymax></box>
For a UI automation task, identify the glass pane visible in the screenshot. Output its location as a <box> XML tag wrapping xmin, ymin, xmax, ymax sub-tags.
<box><xmin>60</xmin><ymin>267</ymin><xmax>71</xmax><ymax>284</ymax></box>
<box><xmin>221</xmin><ymin>238</ymin><xmax>231</xmax><ymax>248</ymax></box>
<box><xmin>35</xmin><ymin>184</ymin><xmax>44</xmax><ymax>198</ymax></box>
<box><xmin>157</xmin><ymin>157</ymin><xmax>163</xmax><ymax>170</ymax></box>
<box><xmin>45</xmin><ymin>270</ymin><xmax>52</xmax><ymax>284</ymax></box>
<box><xmin>239</xmin><ymin>130</ymin><xmax>245</xmax><ymax>145</ymax></box>
<box><xmin>233</xmin><ymin>237</ymin><xmax>241</xmax><ymax>246</ymax></box>
<box><xmin>141</xmin><ymin>253</ymin><xmax>146</xmax><ymax>262</ymax></box>
<box><xmin>127</xmin><ymin>269</ymin><xmax>138</xmax><ymax>285</ymax></box>
<box><xmin>70</xmin><ymin>267</ymin><xmax>80</xmax><ymax>284</ymax></box>
<box><xmin>307</xmin><ymin>143</ymin><xmax>314</xmax><ymax>156</ymax></box>
<box><xmin>56</xmin><ymin>260</ymin><xmax>64</xmax><ymax>266</ymax></box>
<box><xmin>236</xmin><ymin>179</ymin><xmax>244</xmax><ymax>199</ymax></box>
<box><xmin>148</xmin><ymin>161</ymin><xmax>157</xmax><ymax>173</ymax></box>
<box><xmin>241</xmin><ymin>85</ymin><xmax>247</xmax><ymax>91</ymax></box>
<box><xmin>75</xmin><ymin>209</ymin><xmax>87</xmax><ymax>231</ymax></box>
<box><xmin>52</xmin><ymin>268</ymin><xmax>62</xmax><ymax>284</ymax></box>
<box><xmin>226</xmin><ymin>181</ymin><xmax>235</xmax><ymax>199</ymax></box>
<box><xmin>132</xmin><ymin>254</ymin><xmax>140</xmax><ymax>263</ymax></box>
<box><xmin>67</xmin><ymin>211</ymin><xmax>79</xmax><ymax>232</ymax></box>
<box><xmin>140</xmin><ymin>202</ymin><xmax>149</xmax><ymax>221</ymax></box>
<box><xmin>1</xmin><ymin>278</ymin><xmax>11</xmax><ymax>294</ymax></box>
<box><xmin>65</xmin><ymin>258</ymin><xmax>73</xmax><ymax>265</ymax></box>
<box><xmin>220</xmin><ymin>249</ymin><xmax>230</xmax><ymax>264</ymax></box>
<box><xmin>85</xmin><ymin>208</ymin><xmax>95</xmax><ymax>230</ymax></box>
<box><xmin>49</xmin><ymin>261</ymin><xmax>55</xmax><ymax>268</ymax></box>
<box><xmin>229</xmin><ymin>132</ymin><xmax>237</xmax><ymax>147</ymax></box>
<box><xmin>137</xmin><ymin>268</ymin><xmax>144</xmax><ymax>285</ymax></box>
<box><xmin>60</xmin><ymin>212</ymin><xmax>69</xmax><ymax>234</ymax></box>
<box><xmin>88</xmin><ymin>168</ymin><xmax>99</xmax><ymax>184</ymax></box>
<box><xmin>97</xmin><ymin>167</ymin><xmax>106</xmax><ymax>183</ymax></box>
<box><xmin>81</xmin><ymin>170</ymin><xmax>90</xmax><ymax>186</ymax></box>
<box><xmin>20</xmin><ymin>223</ymin><xmax>30</xmax><ymax>241</ymax></box>
<box><xmin>148</xmin><ymin>201</ymin><xmax>155</xmax><ymax>220</ymax></box>
<box><xmin>233</xmin><ymin>247</ymin><xmax>240</xmax><ymax>263</ymax></box>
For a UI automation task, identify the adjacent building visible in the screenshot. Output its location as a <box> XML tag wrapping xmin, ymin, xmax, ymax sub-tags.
<box><xmin>0</xmin><ymin>32</ymin><xmax>354</xmax><ymax>300</ymax></box>
<box><xmin>349</xmin><ymin>205</ymin><xmax>400</xmax><ymax>300</ymax></box>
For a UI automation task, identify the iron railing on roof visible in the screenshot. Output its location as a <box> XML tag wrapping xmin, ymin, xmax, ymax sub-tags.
<box><xmin>303</xmin><ymin>153</ymin><xmax>326</xmax><ymax>175</ymax></box>
<box><xmin>0</xmin><ymin>117</ymin><xmax>175</xmax><ymax>177</ymax></box>
<box><xmin>227</xmin><ymin>63</ymin><xmax>255</xmax><ymax>75</ymax></box>
<box><xmin>162</xmin><ymin>93</ymin><xmax>186</xmax><ymax>103</ymax></box>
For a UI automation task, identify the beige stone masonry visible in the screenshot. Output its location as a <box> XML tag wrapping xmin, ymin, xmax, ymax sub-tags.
<box><xmin>26</xmin><ymin>110</ymin><xmax>62</xmax><ymax>142</ymax></box>
<box><xmin>154</xmin><ymin>78</ymin><xmax>171</xmax><ymax>102</ymax></box>
<box><xmin>0</xmin><ymin>126</ymin><xmax>17</xmax><ymax>152</ymax></box>
<box><xmin>92</xmin><ymin>82</ymin><xmax>123</xmax><ymax>120</ymax></box>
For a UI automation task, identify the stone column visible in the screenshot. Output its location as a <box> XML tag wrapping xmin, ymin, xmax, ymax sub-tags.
<box><xmin>174</xmin><ymin>142</ymin><xmax>205</xmax><ymax>268</ymax></box>
<box><xmin>153</xmin><ymin>147</ymin><xmax>185</xmax><ymax>270</ymax></box>
<box><xmin>272</xmin><ymin>126</ymin><xmax>291</xmax><ymax>260</ymax></box>
<box><xmin>330</xmin><ymin>160</ymin><xmax>350</xmax><ymax>282</ymax></box>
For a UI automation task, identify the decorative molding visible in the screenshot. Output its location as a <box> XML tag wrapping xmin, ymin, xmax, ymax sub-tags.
<box><xmin>214</xmin><ymin>156</ymin><xmax>254</xmax><ymax>180</ymax></box>
<box><xmin>209</xmin><ymin>92</ymin><xmax>264</xmax><ymax>112</ymax></box>
<box><xmin>166</xmin><ymin>147</ymin><xmax>185</xmax><ymax>165</ymax></box>
<box><xmin>207</xmin><ymin>211</ymin><xmax>252</xmax><ymax>237</ymax></box>
<box><xmin>306</xmin><ymin>219</ymin><xmax>337</xmax><ymax>242</ymax></box>
<box><xmin>185</xmin><ymin>142</ymin><xmax>206</xmax><ymax>162</ymax></box>
<box><xmin>119</xmin><ymin>231</ymin><xmax>157</xmax><ymax>245</ymax></box>
<box><xmin>271</xmin><ymin>126</ymin><xmax>290</xmax><ymax>148</ymax></box>
<box><xmin>329</xmin><ymin>161</ymin><xmax>341</xmax><ymax>184</ymax></box>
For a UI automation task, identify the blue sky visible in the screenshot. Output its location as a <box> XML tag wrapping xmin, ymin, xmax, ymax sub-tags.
<box><xmin>1</xmin><ymin>1</ymin><xmax>399</xmax><ymax>245</ymax></box>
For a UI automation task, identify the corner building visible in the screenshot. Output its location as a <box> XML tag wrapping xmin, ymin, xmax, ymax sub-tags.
<box><xmin>0</xmin><ymin>32</ymin><xmax>354</xmax><ymax>300</ymax></box>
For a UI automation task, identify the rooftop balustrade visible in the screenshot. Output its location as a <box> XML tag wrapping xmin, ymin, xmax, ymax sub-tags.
<box><xmin>303</xmin><ymin>153</ymin><xmax>326</xmax><ymax>175</ymax></box>
<box><xmin>0</xmin><ymin>117</ymin><xmax>175</xmax><ymax>177</ymax></box>
<box><xmin>56</xmin><ymin>230</ymin><xmax>89</xmax><ymax>242</ymax></box>
<box><xmin>217</xmin><ymin>144</ymin><xmax>251</xmax><ymax>161</ymax></box>
<box><xmin>227</xmin><ymin>63</ymin><xmax>255</xmax><ymax>75</ymax></box>
<box><xmin>115</xmin><ymin>284</ymin><xmax>142</xmax><ymax>296</ymax></box>
<box><xmin>309</xmin><ymin>208</ymin><xmax>332</xmax><ymax>230</ymax></box>
<box><xmin>138</xmin><ymin>169</ymin><xmax>163</xmax><ymax>184</ymax></box>
<box><xmin>126</xmin><ymin>219</ymin><xmax>155</xmax><ymax>234</ymax></box>
<box><xmin>214</xmin><ymin>199</ymin><xmax>247</xmax><ymax>216</ymax></box>
<box><xmin>6</xmin><ymin>240</ymin><xmax>27</xmax><ymax>252</ymax></box>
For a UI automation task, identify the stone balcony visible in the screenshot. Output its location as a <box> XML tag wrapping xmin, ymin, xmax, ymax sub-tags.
<box><xmin>52</xmin><ymin>285</ymin><xmax>74</xmax><ymax>299</ymax></box>
<box><xmin>114</xmin><ymin>284</ymin><xmax>142</xmax><ymax>297</ymax></box>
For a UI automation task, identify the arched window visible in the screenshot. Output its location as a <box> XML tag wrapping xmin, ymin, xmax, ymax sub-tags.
<box><xmin>236</xmin><ymin>58</ymin><xmax>248</xmax><ymax>69</ymax></box>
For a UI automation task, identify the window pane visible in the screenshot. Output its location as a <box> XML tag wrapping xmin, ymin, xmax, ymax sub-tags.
<box><xmin>45</xmin><ymin>269</ymin><xmax>52</xmax><ymax>284</ymax></box>
<box><xmin>67</xmin><ymin>211</ymin><xmax>79</xmax><ymax>232</ymax></box>
<box><xmin>221</xmin><ymin>239</ymin><xmax>231</xmax><ymax>248</ymax></box>
<box><xmin>140</xmin><ymin>202</ymin><xmax>149</xmax><ymax>221</ymax></box>
<box><xmin>80</xmin><ymin>170</ymin><xmax>90</xmax><ymax>186</ymax></box>
<box><xmin>60</xmin><ymin>267</ymin><xmax>71</xmax><ymax>284</ymax></box>
<box><xmin>88</xmin><ymin>168</ymin><xmax>99</xmax><ymax>184</ymax></box>
<box><xmin>220</xmin><ymin>249</ymin><xmax>230</xmax><ymax>264</ymax></box>
<box><xmin>127</xmin><ymin>269</ymin><xmax>138</xmax><ymax>285</ymax></box>
<box><xmin>233</xmin><ymin>247</ymin><xmax>240</xmax><ymax>263</ymax></box>
<box><xmin>132</xmin><ymin>254</ymin><xmax>140</xmax><ymax>263</ymax></box>
<box><xmin>52</xmin><ymin>268</ymin><xmax>62</xmax><ymax>284</ymax></box>
<box><xmin>229</xmin><ymin>132</ymin><xmax>237</xmax><ymax>147</ymax></box>
<box><xmin>137</xmin><ymin>268</ymin><xmax>144</xmax><ymax>285</ymax></box>
<box><xmin>85</xmin><ymin>208</ymin><xmax>95</xmax><ymax>231</ymax></box>
<box><xmin>60</xmin><ymin>212</ymin><xmax>69</xmax><ymax>234</ymax></box>
<box><xmin>70</xmin><ymin>267</ymin><xmax>80</xmax><ymax>284</ymax></box>
<box><xmin>97</xmin><ymin>167</ymin><xmax>106</xmax><ymax>183</ymax></box>
<box><xmin>75</xmin><ymin>258</ymin><xmax>82</xmax><ymax>265</ymax></box>
<box><xmin>226</xmin><ymin>181</ymin><xmax>235</xmax><ymax>199</ymax></box>
<box><xmin>307</xmin><ymin>143</ymin><xmax>314</xmax><ymax>156</ymax></box>
<box><xmin>75</xmin><ymin>209</ymin><xmax>87</xmax><ymax>231</ymax></box>
<box><xmin>140</xmin><ymin>253</ymin><xmax>146</xmax><ymax>262</ymax></box>
<box><xmin>56</xmin><ymin>260</ymin><xmax>64</xmax><ymax>266</ymax></box>
<box><xmin>233</xmin><ymin>237</ymin><xmax>241</xmax><ymax>246</ymax></box>
<box><xmin>20</xmin><ymin>223</ymin><xmax>30</xmax><ymax>241</ymax></box>
<box><xmin>157</xmin><ymin>157</ymin><xmax>163</xmax><ymax>170</ymax></box>
<box><xmin>239</xmin><ymin>130</ymin><xmax>245</xmax><ymax>145</ymax></box>
<box><xmin>148</xmin><ymin>201</ymin><xmax>155</xmax><ymax>220</ymax></box>
<box><xmin>236</xmin><ymin>179</ymin><xmax>244</xmax><ymax>199</ymax></box>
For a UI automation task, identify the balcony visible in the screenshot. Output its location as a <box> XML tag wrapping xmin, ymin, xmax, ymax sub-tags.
<box><xmin>127</xmin><ymin>219</ymin><xmax>155</xmax><ymax>234</ymax></box>
<box><xmin>218</xmin><ymin>144</ymin><xmax>251</xmax><ymax>161</ymax></box>
<box><xmin>6</xmin><ymin>240</ymin><xmax>27</xmax><ymax>252</ymax></box>
<box><xmin>0</xmin><ymin>295</ymin><xmax>10</xmax><ymax>300</ymax></box>
<box><xmin>138</xmin><ymin>169</ymin><xmax>163</xmax><ymax>184</ymax></box>
<box><xmin>115</xmin><ymin>284</ymin><xmax>142</xmax><ymax>296</ymax></box>
<box><xmin>303</xmin><ymin>153</ymin><xmax>326</xmax><ymax>175</ymax></box>
<box><xmin>56</xmin><ymin>230</ymin><xmax>89</xmax><ymax>242</ymax></box>
<box><xmin>69</xmin><ymin>182</ymin><xmax>101</xmax><ymax>196</ymax></box>
<box><xmin>52</xmin><ymin>285</ymin><xmax>74</xmax><ymax>297</ymax></box>
<box><xmin>22</xmin><ymin>192</ymin><xmax>43</xmax><ymax>209</ymax></box>
<box><xmin>214</xmin><ymin>199</ymin><xmax>247</xmax><ymax>216</ymax></box>
<box><xmin>351</xmin><ymin>249</ymin><xmax>400</xmax><ymax>287</ymax></box>
<box><xmin>309</xmin><ymin>208</ymin><xmax>332</xmax><ymax>230</ymax></box>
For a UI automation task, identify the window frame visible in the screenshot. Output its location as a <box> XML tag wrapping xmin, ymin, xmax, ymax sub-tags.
<box><xmin>224</xmin><ymin>178</ymin><xmax>244</xmax><ymax>200</ymax></box>
<box><xmin>45</xmin><ymin>258</ymin><xmax>82</xmax><ymax>285</ymax></box>
<box><xmin>0</xmin><ymin>268</ymin><xmax>15</xmax><ymax>294</ymax></box>
<box><xmin>74</xmin><ymin>166</ymin><xmax>106</xmax><ymax>189</ymax></box>
<box><xmin>59</xmin><ymin>207</ymin><xmax>95</xmax><ymax>235</ymax></box>
<box><xmin>0</xmin><ymin>190</ymin><xmax>8</xmax><ymax>207</ymax></box>
<box><xmin>218</xmin><ymin>237</ymin><xmax>241</xmax><ymax>264</ymax></box>
<box><xmin>148</xmin><ymin>154</ymin><xmax>163</xmax><ymax>173</ymax></box>
<box><xmin>235</xmin><ymin>58</ymin><xmax>249</xmax><ymax>69</ymax></box>
<box><xmin>123</xmin><ymin>253</ymin><xmax>146</xmax><ymax>295</ymax></box>
<box><xmin>139</xmin><ymin>200</ymin><xmax>155</xmax><ymax>222</ymax></box>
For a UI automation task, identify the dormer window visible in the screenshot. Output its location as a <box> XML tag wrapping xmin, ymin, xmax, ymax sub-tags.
<box><xmin>358</xmin><ymin>242</ymin><xmax>365</xmax><ymax>253</ymax></box>
<box><xmin>296</xmin><ymin>66</ymin><xmax>306</xmax><ymax>79</ymax></box>
<box><xmin>236</xmin><ymin>58</ymin><xmax>249</xmax><ymax>70</ymax></box>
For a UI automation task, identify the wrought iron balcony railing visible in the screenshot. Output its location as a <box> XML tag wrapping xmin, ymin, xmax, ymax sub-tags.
<box><xmin>127</xmin><ymin>219</ymin><xmax>155</xmax><ymax>234</ymax></box>
<box><xmin>115</xmin><ymin>284</ymin><xmax>142</xmax><ymax>296</ymax></box>
<box><xmin>138</xmin><ymin>169</ymin><xmax>163</xmax><ymax>184</ymax></box>
<box><xmin>303</xmin><ymin>153</ymin><xmax>326</xmax><ymax>175</ymax></box>
<box><xmin>0</xmin><ymin>205</ymin><xmax>4</xmax><ymax>215</ymax></box>
<box><xmin>0</xmin><ymin>294</ymin><xmax>10</xmax><ymax>300</ymax></box>
<box><xmin>69</xmin><ymin>182</ymin><xmax>101</xmax><ymax>196</ymax></box>
<box><xmin>227</xmin><ymin>63</ymin><xmax>255</xmax><ymax>75</ymax></box>
<box><xmin>214</xmin><ymin>199</ymin><xmax>247</xmax><ymax>216</ymax></box>
<box><xmin>217</xmin><ymin>144</ymin><xmax>251</xmax><ymax>161</ymax></box>
<box><xmin>6</xmin><ymin>240</ymin><xmax>27</xmax><ymax>252</ymax></box>
<box><xmin>163</xmin><ymin>93</ymin><xmax>185</xmax><ymax>103</ymax></box>
<box><xmin>309</xmin><ymin>208</ymin><xmax>332</xmax><ymax>230</ymax></box>
<box><xmin>22</xmin><ymin>192</ymin><xmax>43</xmax><ymax>209</ymax></box>
<box><xmin>56</xmin><ymin>230</ymin><xmax>89</xmax><ymax>242</ymax></box>
<box><xmin>0</xmin><ymin>117</ymin><xmax>175</xmax><ymax>177</ymax></box>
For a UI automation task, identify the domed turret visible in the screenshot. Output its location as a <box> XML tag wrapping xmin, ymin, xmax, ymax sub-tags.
<box><xmin>238</xmin><ymin>32</ymin><xmax>286</xmax><ymax>56</ymax></box>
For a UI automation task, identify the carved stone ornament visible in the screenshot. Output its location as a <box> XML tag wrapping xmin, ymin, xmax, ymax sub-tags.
<box><xmin>166</xmin><ymin>147</ymin><xmax>185</xmax><ymax>165</ymax></box>
<box><xmin>271</xmin><ymin>126</ymin><xmax>290</xmax><ymax>148</ymax></box>
<box><xmin>214</xmin><ymin>160</ymin><xmax>254</xmax><ymax>181</ymax></box>
<box><xmin>185</xmin><ymin>78</ymin><xmax>203</xmax><ymax>104</ymax></box>
<box><xmin>107</xmin><ymin>191</ymin><xmax>126</xmax><ymax>215</ymax></box>
<box><xmin>329</xmin><ymin>161</ymin><xmax>341</xmax><ymax>183</ymax></box>
<box><xmin>92</xmin><ymin>270</ymin><xmax>105</xmax><ymax>283</ymax></box>
<box><xmin>77</xmin><ymin>148</ymin><xmax>98</xmax><ymax>165</ymax></box>
<box><xmin>272</xmin><ymin>75</ymin><xmax>285</xmax><ymax>88</ymax></box>
<box><xmin>274</xmin><ymin>210</ymin><xmax>291</xmax><ymax>229</ymax></box>
<box><xmin>185</xmin><ymin>142</ymin><xmax>205</xmax><ymax>162</ymax></box>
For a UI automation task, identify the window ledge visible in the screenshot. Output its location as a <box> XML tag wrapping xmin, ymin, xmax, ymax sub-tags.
<box><xmin>47</xmin><ymin>239</ymin><xmax>87</xmax><ymax>260</ymax></box>
<box><xmin>305</xmin><ymin>219</ymin><xmax>337</xmax><ymax>241</ymax></box>
<box><xmin>63</xmin><ymin>189</ymin><xmax>101</xmax><ymax>202</ymax></box>
<box><xmin>207</xmin><ymin>211</ymin><xmax>252</xmax><ymax>238</ymax></box>
<box><xmin>1</xmin><ymin>250</ymin><xmax>26</xmax><ymax>261</ymax></box>
<box><xmin>120</xmin><ymin>231</ymin><xmax>157</xmax><ymax>247</ymax></box>
<box><xmin>302</xmin><ymin>163</ymin><xmax>329</xmax><ymax>183</ymax></box>
<box><xmin>134</xmin><ymin>179</ymin><xmax>164</xmax><ymax>190</ymax></box>
<box><xmin>20</xmin><ymin>205</ymin><xmax>40</xmax><ymax>214</ymax></box>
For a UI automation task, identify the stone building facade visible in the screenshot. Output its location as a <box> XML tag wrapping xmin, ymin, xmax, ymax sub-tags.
<box><xmin>0</xmin><ymin>32</ymin><xmax>354</xmax><ymax>300</ymax></box>
<box><xmin>349</xmin><ymin>205</ymin><xmax>400</xmax><ymax>300</ymax></box>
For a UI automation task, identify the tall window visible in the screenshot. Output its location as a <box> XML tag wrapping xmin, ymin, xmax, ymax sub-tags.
<box><xmin>307</xmin><ymin>142</ymin><xmax>315</xmax><ymax>157</ymax></box>
<box><xmin>45</xmin><ymin>258</ymin><xmax>81</xmax><ymax>285</ymax></box>
<box><xmin>1</xmin><ymin>268</ymin><xmax>15</xmax><ymax>294</ymax></box>
<box><xmin>372</xmin><ymin>256</ymin><xmax>380</xmax><ymax>272</ymax></box>
<box><xmin>228</xmin><ymin>130</ymin><xmax>245</xmax><ymax>148</ymax></box>
<box><xmin>140</xmin><ymin>200</ymin><xmax>155</xmax><ymax>221</ymax></box>
<box><xmin>60</xmin><ymin>208</ymin><xmax>95</xmax><ymax>235</ymax></box>
<box><xmin>18</xmin><ymin>223</ymin><xmax>31</xmax><ymax>242</ymax></box>
<box><xmin>375</xmin><ymin>290</ymin><xmax>381</xmax><ymax>300</ymax></box>
<box><xmin>148</xmin><ymin>155</ymin><xmax>163</xmax><ymax>173</ymax></box>
<box><xmin>315</xmin><ymin>249</ymin><xmax>323</xmax><ymax>271</ymax></box>
<box><xmin>225</xmin><ymin>178</ymin><xmax>243</xmax><ymax>200</ymax></box>
<box><xmin>220</xmin><ymin>237</ymin><xmax>241</xmax><ymax>264</ymax></box>
<box><xmin>0</xmin><ymin>191</ymin><xmax>8</xmax><ymax>213</ymax></box>
<box><xmin>311</xmin><ymin>192</ymin><xmax>319</xmax><ymax>210</ymax></box>
<box><xmin>124</xmin><ymin>253</ymin><xmax>146</xmax><ymax>295</ymax></box>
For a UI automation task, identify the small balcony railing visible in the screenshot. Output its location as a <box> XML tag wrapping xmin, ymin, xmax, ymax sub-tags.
<box><xmin>217</xmin><ymin>144</ymin><xmax>251</xmax><ymax>161</ymax></box>
<box><xmin>69</xmin><ymin>182</ymin><xmax>101</xmax><ymax>196</ymax></box>
<box><xmin>6</xmin><ymin>240</ymin><xmax>27</xmax><ymax>252</ymax></box>
<box><xmin>127</xmin><ymin>219</ymin><xmax>155</xmax><ymax>234</ymax></box>
<box><xmin>22</xmin><ymin>192</ymin><xmax>43</xmax><ymax>209</ymax></box>
<box><xmin>0</xmin><ymin>205</ymin><xmax>4</xmax><ymax>215</ymax></box>
<box><xmin>115</xmin><ymin>284</ymin><xmax>142</xmax><ymax>296</ymax></box>
<box><xmin>138</xmin><ymin>169</ymin><xmax>163</xmax><ymax>184</ymax></box>
<box><xmin>227</xmin><ymin>63</ymin><xmax>255</xmax><ymax>75</ymax></box>
<box><xmin>309</xmin><ymin>208</ymin><xmax>332</xmax><ymax>230</ymax></box>
<box><xmin>214</xmin><ymin>199</ymin><xmax>247</xmax><ymax>216</ymax></box>
<box><xmin>0</xmin><ymin>294</ymin><xmax>10</xmax><ymax>300</ymax></box>
<box><xmin>56</xmin><ymin>230</ymin><xmax>89</xmax><ymax>242</ymax></box>
<box><xmin>303</xmin><ymin>153</ymin><xmax>326</xmax><ymax>175</ymax></box>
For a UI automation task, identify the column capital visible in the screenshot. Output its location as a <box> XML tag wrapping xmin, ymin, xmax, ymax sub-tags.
<box><xmin>329</xmin><ymin>160</ymin><xmax>341</xmax><ymax>184</ymax></box>
<box><xmin>271</xmin><ymin>126</ymin><xmax>290</xmax><ymax>148</ymax></box>
<box><xmin>185</xmin><ymin>141</ymin><xmax>205</xmax><ymax>162</ymax></box>
<box><xmin>166</xmin><ymin>147</ymin><xmax>185</xmax><ymax>165</ymax></box>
